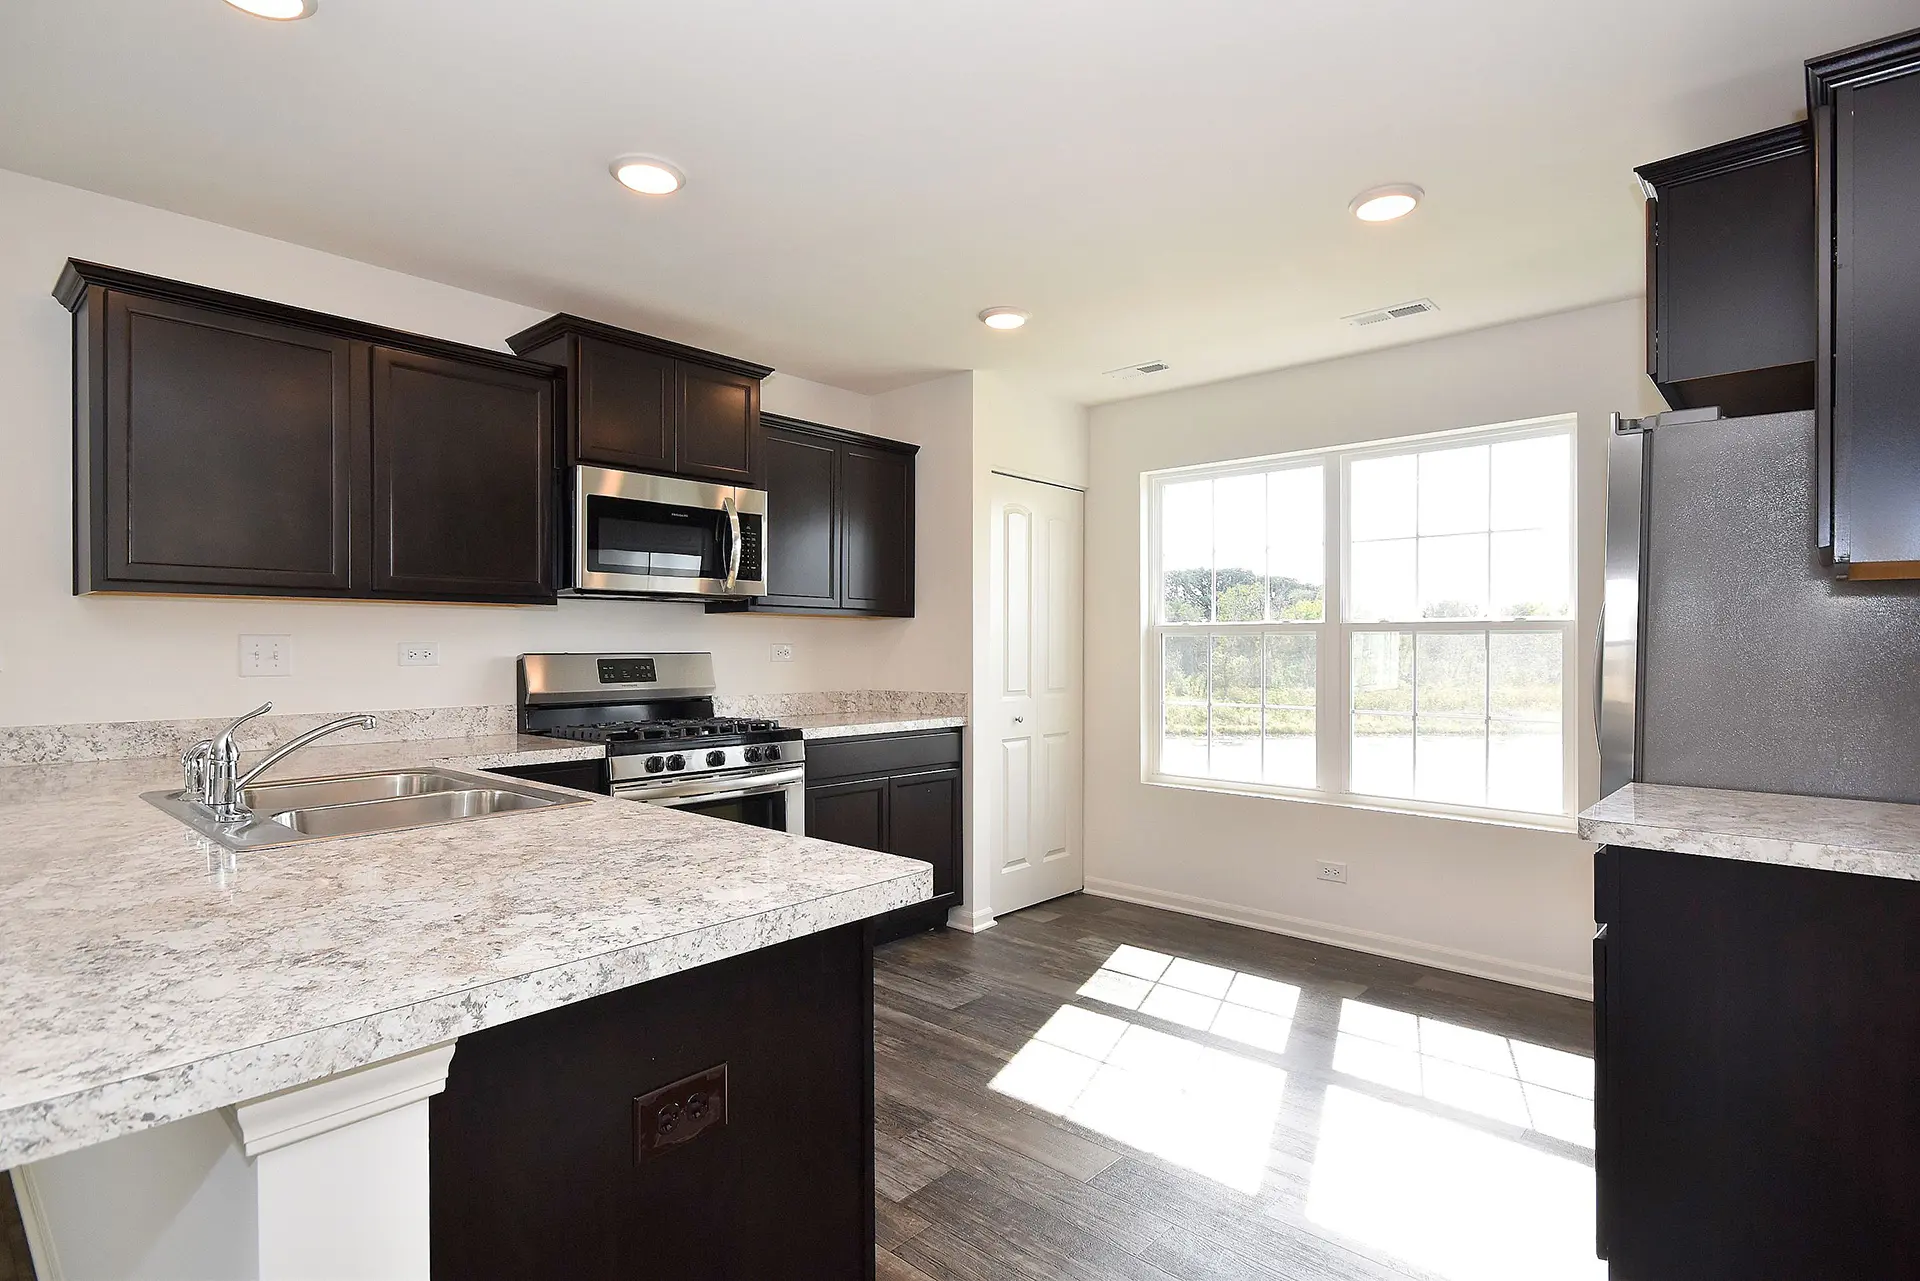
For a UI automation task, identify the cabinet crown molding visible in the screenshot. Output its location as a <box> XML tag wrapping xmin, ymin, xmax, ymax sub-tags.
<box><xmin>1635</xmin><ymin>122</ymin><xmax>1810</xmax><ymax>193</ymax></box>
<box><xmin>761</xmin><ymin>411</ymin><xmax>921</xmax><ymax>457</ymax></box>
<box><xmin>52</xmin><ymin>259</ymin><xmax>559</xmax><ymax>379</ymax></box>
<box><xmin>1807</xmin><ymin>26</ymin><xmax>1920</xmax><ymax>106</ymax></box>
<box><xmin>505</xmin><ymin>312</ymin><xmax>774</xmax><ymax>381</ymax></box>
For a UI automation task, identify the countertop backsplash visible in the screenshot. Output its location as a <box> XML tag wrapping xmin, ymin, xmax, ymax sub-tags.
<box><xmin>0</xmin><ymin>691</ymin><xmax>968</xmax><ymax>766</ymax></box>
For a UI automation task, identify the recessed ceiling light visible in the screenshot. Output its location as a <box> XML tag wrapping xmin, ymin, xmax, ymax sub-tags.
<box><xmin>978</xmin><ymin>307</ymin><xmax>1030</xmax><ymax>331</ymax></box>
<box><xmin>609</xmin><ymin>156</ymin><xmax>686</xmax><ymax>196</ymax></box>
<box><xmin>223</xmin><ymin>0</ymin><xmax>318</xmax><ymax>18</ymax></box>
<box><xmin>1349</xmin><ymin>183</ymin><xmax>1423</xmax><ymax>223</ymax></box>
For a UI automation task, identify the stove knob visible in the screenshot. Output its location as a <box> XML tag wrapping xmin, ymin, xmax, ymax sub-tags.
<box><xmin>665</xmin><ymin>754</ymin><xmax>686</xmax><ymax>772</ymax></box>
<box><xmin>644</xmin><ymin>756</ymin><xmax>666</xmax><ymax>774</ymax></box>
<box><xmin>742</xmin><ymin>746</ymin><xmax>763</xmax><ymax>764</ymax></box>
<box><xmin>706</xmin><ymin>750</ymin><xmax>726</xmax><ymax>768</ymax></box>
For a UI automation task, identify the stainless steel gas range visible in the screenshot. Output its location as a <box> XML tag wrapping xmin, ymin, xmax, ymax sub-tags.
<box><xmin>517</xmin><ymin>652</ymin><xmax>804</xmax><ymax>834</ymax></box>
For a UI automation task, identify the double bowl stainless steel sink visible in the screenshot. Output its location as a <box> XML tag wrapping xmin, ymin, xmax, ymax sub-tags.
<box><xmin>145</xmin><ymin>767</ymin><xmax>589</xmax><ymax>851</ymax></box>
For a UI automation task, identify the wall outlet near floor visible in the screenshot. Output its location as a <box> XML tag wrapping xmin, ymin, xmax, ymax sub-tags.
<box><xmin>770</xmin><ymin>643</ymin><xmax>795</xmax><ymax>663</ymax></box>
<box><xmin>399</xmin><ymin>641</ymin><xmax>440</xmax><ymax>667</ymax></box>
<box><xmin>1317</xmin><ymin>861</ymin><xmax>1348</xmax><ymax>885</ymax></box>
<box><xmin>238</xmin><ymin>634</ymin><xmax>291</xmax><ymax>678</ymax></box>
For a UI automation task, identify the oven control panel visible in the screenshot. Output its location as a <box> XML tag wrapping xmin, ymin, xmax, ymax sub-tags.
<box><xmin>609</xmin><ymin>738</ymin><xmax>803</xmax><ymax>784</ymax></box>
<box><xmin>597</xmin><ymin>657</ymin><xmax>657</xmax><ymax>684</ymax></box>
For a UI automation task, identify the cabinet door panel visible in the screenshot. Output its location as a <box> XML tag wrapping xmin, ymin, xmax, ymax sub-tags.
<box><xmin>575</xmin><ymin>336</ymin><xmax>674</xmax><ymax>471</ymax></box>
<box><xmin>806</xmin><ymin>777</ymin><xmax>888</xmax><ymax>852</ymax></box>
<box><xmin>841</xmin><ymin>445</ymin><xmax>913</xmax><ymax>615</ymax></box>
<box><xmin>103</xmin><ymin>293</ymin><xmax>355</xmax><ymax>591</ymax></box>
<box><xmin>1834</xmin><ymin>73</ymin><xmax>1920</xmax><ymax>572</ymax></box>
<box><xmin>887</xmin><ymin>767</ymin><xmax>961</xmax><ymax>897</ymax></box>
<box><xmin>1656</xmin><ymin>149</ymin><xmax>1815</xmax><ymax>393</ymax></box>
<box><xmin>761</xmin><ymin>427</ymin><xmax>840</xmax><ymax>608</ymax></box>
<box><xmin>678</xmin><ymin>364</ymin><xmax>760</xmax><ymax>484</ymax></box>
<box><xmin>370</xmin><ymin>347</ymin><xmax>554</xmax><ymax>600</ymax></box>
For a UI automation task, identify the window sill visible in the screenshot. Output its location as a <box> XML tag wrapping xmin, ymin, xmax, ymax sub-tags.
<box><xmin>1142</xmin><ymin>773</ymin><xmax>1581</xmax><ymax>836</ymax></box>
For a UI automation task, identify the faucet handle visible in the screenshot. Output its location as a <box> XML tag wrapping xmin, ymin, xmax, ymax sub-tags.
<box><xmin>181</xmin><ymin>738</ymin><xmax>213</xmax><ymax>802</ymax></box>
<box><xmin>212</xmin><ymin>702</ymin><xmax>273</xmax><ymax>760</ymax></box>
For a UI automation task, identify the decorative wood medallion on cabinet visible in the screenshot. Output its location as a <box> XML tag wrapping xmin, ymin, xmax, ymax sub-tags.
<box><xmin>57</xmin><ymin>260</ymin><xmax>561</xmax><ymax>604</ymax></box>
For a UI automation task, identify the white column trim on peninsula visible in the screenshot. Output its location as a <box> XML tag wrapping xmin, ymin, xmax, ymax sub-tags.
<box><xmin>14</xmin><ymin>1042</ymin><xmax>457</xmax><ymax>1281</ymax></box>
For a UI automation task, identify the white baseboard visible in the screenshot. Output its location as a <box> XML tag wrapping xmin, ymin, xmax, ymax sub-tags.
<box><xmin>945</xmin><ymin>906</ymin><xmax>997</xmax><ymax>933</ymax></box>
<box><xmin>1081</xmin><ymin>877</ymin><xmax>1592</xmax><ymax>1000</ymax></box>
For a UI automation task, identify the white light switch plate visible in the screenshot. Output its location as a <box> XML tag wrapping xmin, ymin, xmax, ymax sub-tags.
<box><xmin>770</xmin><ymin>644</ymin><xmax>794</xmax><ymax>663</ymax></box>
<box><xmin>239</xmin><ymin>635</ymin><xmax>291</xmax><ymax>678</ymax></box>
<box><xmin>399</xmin><ymin>641</ymin><xmax>440</xmax><ymax>667</ymax></box>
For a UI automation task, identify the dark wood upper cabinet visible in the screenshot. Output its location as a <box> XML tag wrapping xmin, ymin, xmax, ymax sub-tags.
<box><xmin>841</xmin><ymin>444</ymin><xmax>914</xmax><ymax>615</ymax></box>
<box><xmin>505</xmin><ymin>314</ymin><xmax>772</xmax><ymax>486</ymax></box>
<box><xmin>1635</xmin><ymin>124</ymin><xmax>1816</xmax><ymax>418</ymax></box>
<box><xmin>1810</xmin><ymin>31</ymin><xmax>1920</xmax><ymax>579</ymax></box>
<box><xmin>58</xmin><ymin>260</ymin><xmax>561</xmax><ymax>604</ymax></box>
<box><xmin>574</xmin><ymin>336</ymin><xmax>674</xmax><ymax>472</ymax></box>
<box><xmin>715</xmin><ymin>414</ymin><xmax>916</xmax><ymax>618</ymax></box>
<box><xmin>85</xmin><ymin>291</ymin><xmax>360</xmax><ymax>595</ymax></box>
<box><xmin>760</xmin><ymin>424</ymin><xmax>841</xmax><ymax>609</ymax></box>
<box><xmin>678</xmin><ymin>363</ymin><xmax>761</xmax><ymax>485</ymax></box>
<box><xmin>369</xmin><ymin>347</ymin><xmax>554</xmax><ymax>602</ymax></box>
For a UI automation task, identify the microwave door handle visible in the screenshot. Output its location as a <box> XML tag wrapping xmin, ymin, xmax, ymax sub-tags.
<box><xmin>723</xmin><ymin>495</ymin><xmax>742</xmax><ymax>590</ymax></box>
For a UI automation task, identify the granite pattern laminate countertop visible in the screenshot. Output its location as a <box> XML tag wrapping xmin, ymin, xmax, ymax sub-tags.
<box><xmin>1578</xmin><ymin>783</ymin><xmax>1920</xmax><ymax>881</ymax></box>
<box><xmin>784</xmin><ymin>712</ymin><xmax>968</xmax><ymax>740</ymax></box>
<box><xmin>0</xmin><ymin>734</ymin><xmax>932</xmax><ymax>1168</ymax></box>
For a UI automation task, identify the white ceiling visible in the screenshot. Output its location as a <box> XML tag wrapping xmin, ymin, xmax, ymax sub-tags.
<box><xmin>2</xmin><ymin>0</ymin><xmax>1913</xmax><ymax>404</ymax></box>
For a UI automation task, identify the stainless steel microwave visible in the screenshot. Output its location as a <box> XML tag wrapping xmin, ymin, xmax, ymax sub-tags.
<box><xmin>568</xmin><ymin>465</ymin><xmax>767</xmax><ymax>599</ymax></box>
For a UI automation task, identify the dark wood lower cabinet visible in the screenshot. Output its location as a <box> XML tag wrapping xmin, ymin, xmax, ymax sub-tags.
<box><xmin>806</xmin><ymin>730</ymin><xmax>962</xmax><ymax>942</ymax></box>
<box><xmin>431</xmin><ymin>924</ymin><xmax>875</xmax><ymax>1281</ymax></box>
<box><xmin>1594</xmin><ymin>845</ymin><xmax>1920</xmax><ymax>1279</ymax></box>
<box><xmin>483</xmin><ymin>756</ymin><xmax>609</xmax><ymax>795</ymax></box>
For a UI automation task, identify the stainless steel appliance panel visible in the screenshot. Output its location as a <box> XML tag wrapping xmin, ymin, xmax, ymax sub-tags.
<box><xmin>1636</xmin><ymin>409</ymin><xmax>1920</xmax><ymax>802</ymax></box>
<box><xmin>571</xmin><ymin>466</ymin><xmax>768</xmax><ymax>598</ymax></box>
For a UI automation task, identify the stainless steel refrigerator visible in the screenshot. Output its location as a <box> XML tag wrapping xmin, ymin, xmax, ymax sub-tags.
<box><xmin>1599</xmin><ymin>406</ymin><xmax>1920</xmax><ymax>803</ymax></box>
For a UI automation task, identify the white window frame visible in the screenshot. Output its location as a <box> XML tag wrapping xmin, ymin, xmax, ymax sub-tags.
<box><xmin>1144</xmin><ymin>413</ymin><xmax>1579</xmax><ymax>831</ymax></box>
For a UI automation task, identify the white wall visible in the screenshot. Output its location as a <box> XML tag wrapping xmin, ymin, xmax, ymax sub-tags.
<box><xmin>0</xmin><ymin>168</ymin><xmax>967</xmax><ymax>727</ymax></box>
<box><xmin>964</xmin><ymin>373</ymin><xmax>1089</xmax><ymax>926</ymax></box>
<box><xmin>1085</xmin><ymin>300</ymin><xmax>1667</xmax><ymax>994</ymax></box>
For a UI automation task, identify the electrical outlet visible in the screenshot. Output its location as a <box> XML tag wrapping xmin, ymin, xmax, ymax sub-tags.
<box><xmin>239</xmin><ymin>635</ymin><xmax>291</xmax><ymax>678</ymax></box>
<box><xmin>1317</xmin><ymin>861</ymin><xmax>1348</xmax><ymax>885</ymax></box>
<box><xmin>399</xmin><ymin>641</ymin><xmax>440</xmax><ymax>667</ymax></box>
<box><xmin>634</xmin><ymin>1064</ymin><xmax>727</xmax><ymax>1164</ymax></box>
<box><xmin>770</xmin><ymin>643</ymin><xmax>794</xmax><ymax>663</ymax></box>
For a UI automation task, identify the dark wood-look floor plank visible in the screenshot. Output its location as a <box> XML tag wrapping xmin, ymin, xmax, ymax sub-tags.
<box><xmin>878</xmin><ymin>1245</ymin><xmax>942</xmax><ymax>1281</ymax></box>
<box><xmin>875</xmin><ymin>892</ymin><xmax>1595</xmax><ymax>1281</ymax></box>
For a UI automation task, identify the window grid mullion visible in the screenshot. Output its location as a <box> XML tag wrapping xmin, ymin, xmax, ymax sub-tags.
<box><xmin>1148</xmin><ymin>422</ymin><xmax>1574</xmax><ymax>820</ymax></box>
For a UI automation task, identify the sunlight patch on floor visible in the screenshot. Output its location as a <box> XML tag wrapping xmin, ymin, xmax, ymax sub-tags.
<box><xmin>1077</xmin><ymin>944</ymin><xmax>1300</xmax><ymax>1055</ymax></box>
<box><xmin>1306</xmin><ymin>1085</ymin><xmax>1606</xmax><ymax>1281</ymax></box>
<box><xmin>1333</xmin><ymin>998</ymin><xmax>1595</xmax><ymax>1147</ymax></box>
<box><xmin>988</xmin><ymin>1003</ymin><xmax>1287</xmax><ymax>1193</ymax></box>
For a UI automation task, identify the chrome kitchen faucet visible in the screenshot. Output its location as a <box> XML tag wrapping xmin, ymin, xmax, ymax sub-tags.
<box><xmin>185</xmin><ymin>702</ymin><xmax>378</xmax><ymax>824</ymax></box>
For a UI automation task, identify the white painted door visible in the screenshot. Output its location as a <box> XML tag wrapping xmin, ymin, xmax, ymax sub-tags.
<box><xmin>987</xmin><ymin>473</ymin><xmax>1084</xmax><ymax>915</ymax></box>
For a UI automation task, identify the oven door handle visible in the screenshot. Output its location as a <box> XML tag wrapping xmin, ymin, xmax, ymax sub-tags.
<box><xmin>617</xmin><ymin>765</ymin><xmax>804</xmax><ymax>805</ymax></box>
<box><xmin>723</xmin><ymin>495</ymin><xmax>742</xmax><ymax>592</ymax></box>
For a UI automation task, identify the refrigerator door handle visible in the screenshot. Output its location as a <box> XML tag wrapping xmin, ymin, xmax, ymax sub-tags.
<box><xmin>1593</xmin><ymin>602</ymin><xmax>1606</xmax><ymax>753</ymax></box>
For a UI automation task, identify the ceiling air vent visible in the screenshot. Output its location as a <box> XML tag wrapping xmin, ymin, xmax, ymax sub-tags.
<box><xmin>1343</xmin><ymin>298</ymin><xmax>1439</xmax><ymax>327</ymax></box>
<box><xmin>1104</xmin><ymin>360</ymin><xmax>1171</xmax><ymax>380</ymax></box>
